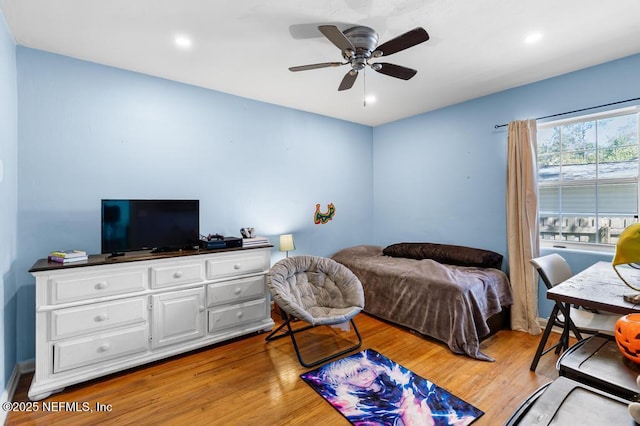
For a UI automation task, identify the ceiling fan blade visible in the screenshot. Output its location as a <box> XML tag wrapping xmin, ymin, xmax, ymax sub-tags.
<box><xmin>338</xmin><ymin>71</ymin><xmax>358</xmax><ymax>91</ymax></box>
<box><xmin>373</xmin><ymin>63</ymin><xmax>417</xmax><ymax>80</ymax></box>
<box><xmin>318</xmin><ymin>25</ymin><xmax>356</xmax><ymax>53</ymax></box>
<box><xmin>374</xmin><ymin>27</ymin><xmax>429</xmax><ymax>57</ymax></box>
<box><xmin>289</xmin><ymin>62</ymin><xmax>343</xmax><ymax>72</ymax></box>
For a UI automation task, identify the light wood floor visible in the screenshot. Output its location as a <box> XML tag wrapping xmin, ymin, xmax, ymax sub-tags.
<box><xmin>7</xmin><ymin>313</ymin><xmax>564</xmax><ymax>425</ymax></box>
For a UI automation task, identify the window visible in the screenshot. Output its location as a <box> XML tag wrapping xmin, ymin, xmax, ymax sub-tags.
<box><xmin>537</xmin><ymin>107</ymin><xmax>639</xmax><ymax>248</ymax></box>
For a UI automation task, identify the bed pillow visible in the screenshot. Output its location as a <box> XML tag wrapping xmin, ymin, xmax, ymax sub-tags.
<box><xmin>382</xmin><ymin>242</ymin><xmax>503</xmax><ymax>269</ymax></box>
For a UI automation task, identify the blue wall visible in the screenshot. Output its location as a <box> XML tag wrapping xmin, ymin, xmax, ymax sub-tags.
<box><xmin>15</xmin><ymin>47</ymin><xmax>374</xmax><ymax>361</ymax></box>
<box><xmin>0</xmin><ymin>9</ymin><xmax>18</xmax><ymax>391</ymax></box>
<box><xmin>373</xmin><ymin>53</ymin><xmax>640</xmax><ymax>317</ymax></box>
<box><xmin>373</xmin><ymin>102</ymin><xmax>508</xmax><ymax>254</ymax></box>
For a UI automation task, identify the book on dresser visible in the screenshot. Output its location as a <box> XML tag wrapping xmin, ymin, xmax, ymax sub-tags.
<box><xmin>242</xmin><ymin>236</ymin><xmax>270</xmax><ymax>247</ymax></box>
<box><xmin>49</xmin><ymin>249</ymin><xmax>87</xmax><ymax>258</ymax></box>
<box><xmin>48</xmin><ymin>249</ymin><xmax>88</xmax><ymax>263</ymax></box>
<box><xmin>48</xmin><ymin>254</ymin><xmax>89</xmax><ymax>263</ymax></box>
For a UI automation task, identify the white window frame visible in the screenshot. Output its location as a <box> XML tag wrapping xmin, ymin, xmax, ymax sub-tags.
<box><xmin>537</xmin><ymin>106</ymin><xmax>640</xmax><ymax>253</ymax></box>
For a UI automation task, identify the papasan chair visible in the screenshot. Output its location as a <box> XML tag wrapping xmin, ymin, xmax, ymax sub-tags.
<box><xmin>265</xmin><ymin>255</ymin><xmax>365</xmax><ymax>367</ymax></box>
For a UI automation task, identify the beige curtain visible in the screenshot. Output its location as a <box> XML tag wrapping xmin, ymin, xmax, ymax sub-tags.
<box><xmin>507</xmin><ymin>120</ymin><xmax>541</xmax><ymax>334</ymax></box>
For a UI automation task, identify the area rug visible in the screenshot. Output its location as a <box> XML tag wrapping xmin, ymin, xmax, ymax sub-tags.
<box><xmin>301</xmin><ymin>349</ymin><xmax>483</xmax><ymax>425</ymax></box>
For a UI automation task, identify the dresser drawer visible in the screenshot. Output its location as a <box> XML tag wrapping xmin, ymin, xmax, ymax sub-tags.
<box><xmin>50</xmin><ymin>268</ymin><xmax>147</xmax><ymax>304</ymax></box>
<box><xmin>207</xmin><ymin>276</ymin><xmax>266</xmax><ymax>307</ymax></box>
<box><xmin>51</xmin><ymin>298</ymin><xmax>147</xmax><ymax>340</ymax></box>
<box><xmin>150</xmin><ymin>262</ymin><xmax>204</xmax><ymax>289</ymax></box>
<box><xmin>53</xmin><ymin>325</ymin><xmax>148</xmax><ymax>373</ymax></box>
<box><xmin>208</xmin><ymin>299</ymin><xmax>268</xmax><ymax>333</ymax></box>
<box><xmin>206</xmin><ymin>252</ymin><xmax>268</xmax><ymax>280</ymax></box>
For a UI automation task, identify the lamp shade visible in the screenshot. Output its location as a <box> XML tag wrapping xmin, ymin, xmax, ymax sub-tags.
<box><xmin>613</xmin><ymin>223</ymin><xmax>640</xmax><ymax>291</ymax></box>
<box><xmin>279</xmin><ymin>234</ymin><xmax>295</xmax><ymax>252</ymax></box>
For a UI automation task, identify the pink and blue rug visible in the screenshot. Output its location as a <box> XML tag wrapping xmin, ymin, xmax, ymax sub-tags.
<box><xmin>301</xmin><ymin>349</ymin><xmax>483</xmax><ymax>425</ymax></box>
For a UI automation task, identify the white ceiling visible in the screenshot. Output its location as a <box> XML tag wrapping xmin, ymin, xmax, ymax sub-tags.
<box><xmin>2</xmin><ymin>0</ymin><xmax>640</xmax><ymax>126</ymax></box>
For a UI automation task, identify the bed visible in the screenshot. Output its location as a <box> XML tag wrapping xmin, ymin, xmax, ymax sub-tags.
<box><xmin>331</xmin><ymin>243</ymin><xmax>513</xmax><ymax>361</ymax></box>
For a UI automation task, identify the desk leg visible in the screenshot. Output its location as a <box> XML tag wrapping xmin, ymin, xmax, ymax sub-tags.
<box><xmin>560</xmin><ymin>303</ymin><xmax>570</xmax><ymax>352</ymax></box>
<box><xmin>559</xmin><ymin>303</ymin><xmax>584</xmax><ymax>352</ymax></box>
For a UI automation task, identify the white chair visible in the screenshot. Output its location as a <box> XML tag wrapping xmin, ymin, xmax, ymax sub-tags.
<box><xmin>529</xmin><ymin>254</ymin><xmax>619</xmax><ymax>371</ymax></box>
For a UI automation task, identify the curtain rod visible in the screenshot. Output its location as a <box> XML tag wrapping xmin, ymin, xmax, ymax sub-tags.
<box><xmin>494</xmin><ymin>96</ymin><xmax>640</xmax><ymax>129</ymax></box>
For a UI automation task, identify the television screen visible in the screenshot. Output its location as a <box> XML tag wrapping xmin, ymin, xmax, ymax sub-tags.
<box><xmin>101</xmin><ymin>199</ymin><xmax>200</xmax><ymax>254</ymax></box>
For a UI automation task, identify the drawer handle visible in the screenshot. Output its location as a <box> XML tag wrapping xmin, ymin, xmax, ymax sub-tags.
<box><xmin>199</xmin><ymin>305</ymin><xmax>205</xmax><ymax>313</ymax></box>
<box><xmin>233</xmin><ymin>264</ymin><xmax>241</xmax><ymax>270</ymax></box>
<box><xmin>173</xmin><ymin>271</ymin><xmax>183</xmax><ymax>279</ymax></box>
<box><xmin>237</xmin><ymin>311</ymin><xmax>244</xmax><ymax>319</ymax></box>
<box><xmin>234</xmin><ymin>288</ymin><xmax>242</xmax><ymax>295</ymax></box>
<box><xmin>95</xmin><ymin>313</ymin><xmax>109</xmax><ymax>322</ymax></box>
<box><xmin>95</xmin><ymin>281</ymin><xmax>109</xmax><ymax>290</ymax></box>
<box><xmin>97</xmin><ymin>343</ymin><xmax>111</xmax><ymax>353</ymax></box>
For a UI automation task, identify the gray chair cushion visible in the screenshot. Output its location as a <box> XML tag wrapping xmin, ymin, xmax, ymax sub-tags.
<box><xmin>267</xmin><ymin>255</ymin><xmax>365</xmax><ymax>326</ymax></box>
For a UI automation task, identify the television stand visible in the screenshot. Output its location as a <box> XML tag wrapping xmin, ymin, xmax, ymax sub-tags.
<box><xmin>27</xmin><ymin>246</ymin><xmax>274</xmax><ymax>400</ymax></box>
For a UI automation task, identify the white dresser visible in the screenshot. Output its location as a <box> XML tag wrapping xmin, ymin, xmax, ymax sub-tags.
<box><xmin>28</xmin><ymin>247</ymin><xmax>274</xmax><ymax>400</ymax></box>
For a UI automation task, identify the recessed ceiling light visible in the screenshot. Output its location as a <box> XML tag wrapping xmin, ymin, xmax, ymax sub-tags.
<box><xmin>174</xmin><ymin>35</ymin><xmax>192</xmax><ymax>49</ymax></box>
<box><xmin>524</xmin><ymin>32</ymin><xmax>543</xmax><ymax>44</ymax></box>
<box><xmin>365</xmin><ymin>95</ymin><xmax>376</xmax><ymax>104</ymax></box>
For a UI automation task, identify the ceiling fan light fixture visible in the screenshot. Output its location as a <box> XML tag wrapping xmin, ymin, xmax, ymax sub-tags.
<box><xmin>352</xmin><ymin>58</ymin><xmax>367</xmax><ymax>71</ymax></box>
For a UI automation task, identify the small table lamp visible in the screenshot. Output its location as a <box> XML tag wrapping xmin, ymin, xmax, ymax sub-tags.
<box><xmin>279</xmin><ymin>234</ymin><xmax>295</xmax><ymax>258</ymax></box>
<box><xmin>613</xmin><ymin>223</ymin><xmax>640</xmax><ymax>302</ymax></box>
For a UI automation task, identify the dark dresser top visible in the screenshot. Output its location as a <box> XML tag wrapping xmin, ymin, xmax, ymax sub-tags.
<box><xmin>29</xmin><ymin>245</ymin><xmax>274</xmax><ymax>273</ymax></box>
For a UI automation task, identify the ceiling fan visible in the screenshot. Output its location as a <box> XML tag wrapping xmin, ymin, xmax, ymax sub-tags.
<box><xmin>289</xmin><ymin>25</ymin><xmax>429</xmax><ymax>91</ymax></box>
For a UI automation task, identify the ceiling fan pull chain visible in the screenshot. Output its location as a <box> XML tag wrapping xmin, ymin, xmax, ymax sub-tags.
<box><xmin>363</xmin><ymin>69</ymin><xmax>367</xmax><ymax>107</ymax></box>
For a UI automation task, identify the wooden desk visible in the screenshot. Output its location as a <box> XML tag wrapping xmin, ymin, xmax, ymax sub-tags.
<box><xmin>547</xmin><ymin>261</ymin><xmax>640</xmax><ymax>315</ymax></box>
<box><xmin>546</xmin><ymin>261</ymin><xmax>640</xmax><ymax>354</ymax></box>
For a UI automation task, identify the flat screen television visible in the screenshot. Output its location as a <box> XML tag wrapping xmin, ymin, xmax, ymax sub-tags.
<box><xmin>101</xmin><ymin>199</ymin><xmax>200</xmax><ymax>255</ymax></box>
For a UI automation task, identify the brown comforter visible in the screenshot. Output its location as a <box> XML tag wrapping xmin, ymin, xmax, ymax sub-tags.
<box><xmin>331</xmin><ymin>245</ymin><xmax>513</xmax><ymax>361</ymax></box>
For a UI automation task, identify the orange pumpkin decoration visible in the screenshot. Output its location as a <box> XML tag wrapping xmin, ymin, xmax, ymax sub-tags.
<box><xmin>615</xmin><ymin>314</ymin><xmax>640</xmax><ymax>364</ymax></box>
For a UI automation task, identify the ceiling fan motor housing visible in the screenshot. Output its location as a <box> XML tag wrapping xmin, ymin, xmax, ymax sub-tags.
<box><xmin>342</xmin><ymin>26</ymin><xmax>379</xmax><ymax>71</ymax></box>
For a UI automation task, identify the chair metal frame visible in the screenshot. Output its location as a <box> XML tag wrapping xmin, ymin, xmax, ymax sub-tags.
<box><xmin>529</xmin><ymin>300</ymin><xmax>582</xmax><ymax>372</ymax></box>
<box><xmin>265</xmin><ymin>309</ymin><xmax>362</xmax><ymax>368</ymax></box>
<box><xmin>530</xmin><ymin>254</ymin><xmax>606</xmax><ymax>371</ymax></box>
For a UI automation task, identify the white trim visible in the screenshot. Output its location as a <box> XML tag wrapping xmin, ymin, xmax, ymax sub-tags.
<box><xmin>540</xmin><ymin>240</ymin><xmax>615</xmax><ymax>255</ymax></box>
<box><xmin>0</xmin><ymin>364</ymin><xmax>21</xmax><ymax>425</ymax></box>
<box><xmin>537</xmin><ymin>316</ymin><xmax>563</xmax><ymax>335</ymax></box>
<box><xmin>0</xmin><ymin>359</ymin><xmax>36</xmax><ymax>424</ymax></box>
<box><xmin>19</xmin><ymin>359</ymin><xmax>35</xmax><ymax>375</ymax></box>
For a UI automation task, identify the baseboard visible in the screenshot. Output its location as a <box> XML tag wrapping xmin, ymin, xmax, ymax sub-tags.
<box><xmin>0</xmin><ymin>364</ymin><xmax>20</xmax><ymax>425</ymax></box>
<box><xmin>0</xmin><ymin>358</ymin><xmax>36</xmax><ymax>423</ymax></box>
<box><xmin>537</xmin><ymin>317</ymin><xmax>564</xmax><ymax>335</ymax></box>
<box><xmin>18</xmin><ymin>359</ymin><xmax>35</xmax><ymax>375</ymax></box>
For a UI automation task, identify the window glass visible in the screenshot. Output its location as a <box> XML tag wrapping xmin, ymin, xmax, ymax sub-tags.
<box><xmin>597</xmin><ymin>183</ymin><xmax>637</xmax><ymax>214</ymax></box>
<box><xmin>537</xmin><ymin>108</ymin><xmax>639</xmax><ymax>246</ymax></box>
<box><xmin>596</xmin><ymin>114</ymin><xmax>639</xmax><ymax>179</ymax></box>
<box><xmin>560</xmin><ymin>185</ymin><xmax>595</xmax><ymax>212</ymax></box>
